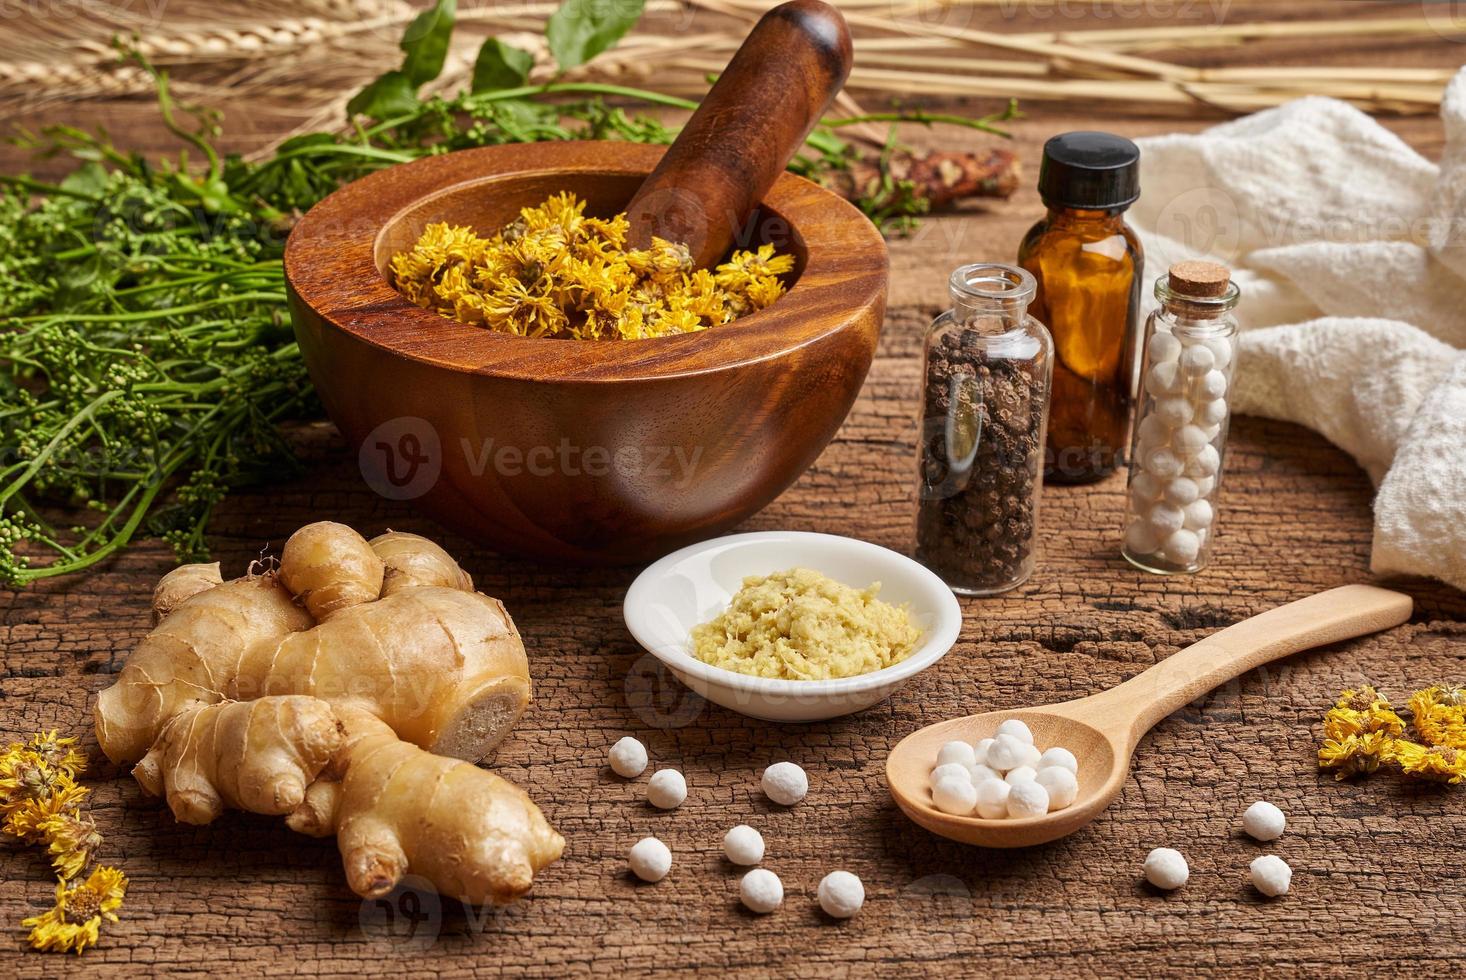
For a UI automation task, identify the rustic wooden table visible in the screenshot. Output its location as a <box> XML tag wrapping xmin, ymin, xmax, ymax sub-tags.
<box><xmin>4</xmin><ymin>3</ymin><xmax>1466</xmax><ymax>976</ymax></box>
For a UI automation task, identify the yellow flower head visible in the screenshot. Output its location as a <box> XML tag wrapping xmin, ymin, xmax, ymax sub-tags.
<box><xmin>41</xmin><ymin>810</ymin><xmax>104</xmax><ymax>881</ymax></box>
<box><xmin>25</xmin><ymin>732</ymin><xmax>86</xmax><ymax>779</ymax></box>
<box><xmin>1407</xmin><ymin>685</ymin><xmax>1466</xmax><ymax>750</ymax></box>
<box><xmin>1318</xmin><ymin>731</ymin><xmax>1392</xmax><ymax>780</ymax></box>
<box><xmin>1387</xmin><ymin>740</ymin><xmax>1466</xmax><ymax>783</ymax></box>
<box><xmin>1322</xmin><ymin>685</ymin><xmax>1404</xmax><ymax>742</ymax></box>
<box><xmin>0</xmin><ymin>749</ymin><xmax>65</xmax><ymax>813</ymax></box>
<box><xmin>3</xmin><ymin>776</ymin><xmax>88</xmax><ymax>843</ymax></box>
<box><xmin>23</xmin><ymin>865</ymin><xmax>127</xmax><ymax>955</ymax></box>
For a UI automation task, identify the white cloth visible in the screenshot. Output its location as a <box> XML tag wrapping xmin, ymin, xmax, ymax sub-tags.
<box><xmin>1129</xmin><ymin>73</ymin><xmax>1466</xmax><ymax>591</ymax></box>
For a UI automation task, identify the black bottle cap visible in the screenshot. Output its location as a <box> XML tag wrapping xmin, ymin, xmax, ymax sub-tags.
<box><xmin>1037</xmin><ymin>131</ymin><xmax>1140</xmax><ymax>211</ymax></box>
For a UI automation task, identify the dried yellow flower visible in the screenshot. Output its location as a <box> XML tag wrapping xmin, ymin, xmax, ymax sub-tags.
<box><xmin>3</xmin><ymin>777</ymin><xmax>88</xmax><ymax>844</ymax></box>
<box><xmin>0</xmin><ymin>748</ymin><xmax>66</xmax><ymax>814</ymax></box>
<box><xmin>40</xmin><ymin>810</ymin><xmax>104</xmax><ymax>881</ymax></box>
<box><xmin>1386</xmin><ymin>740</ymin><xmax>1466</xmax><ymax>784</ymax></box>
<box><xmin>390</xmin><ymin>193</ymin><xmax>794</xmax><ymax>340</ymax></box>
<box><xmin>1318</xmin><ymin>731</ymin><xmax>1392</xmax><ymax>780</ymax></box>
<box><xmin>22</xmin><ymin>866</ymin><xmax>127</xmax><ymax>955</ymax></box>
<box><xmin>1407</xmin><ymin>685</ymin><xmax>1466</xmax><ymax>750</ymax></box>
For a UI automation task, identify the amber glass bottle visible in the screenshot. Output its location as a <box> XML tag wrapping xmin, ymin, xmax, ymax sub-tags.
<box><xmin>1018</xmin><ymin>132</ymin><xmax>1143</xmax><ymax>484</ymax></box>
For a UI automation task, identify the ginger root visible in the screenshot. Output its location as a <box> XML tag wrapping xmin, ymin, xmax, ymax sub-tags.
<box><xmin>95</xmin><ymin>522</ymin><xmax>563</xmax><ymax>906</ymax></box>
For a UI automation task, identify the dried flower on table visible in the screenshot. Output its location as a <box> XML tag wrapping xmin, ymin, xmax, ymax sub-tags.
<box><xmin>1317</xmin><ymin>684</ymin><xmax>1466</xmax><ymax>785</ymax></box>
<box><xmin>2</xmin><ymin>732</ymin><xmax>127</xmax><ymax>954</ymax></box>
<box><xmin>1407</xmin><ymin>685</ymin><xmax>1466</xmax><ymax>750</ymax></box>
<box><xmin>22</xmin><ymin>866</ymin><xmax>128</xmax><ymax>956</ymax></box>
<box><xmin>390</xmin><ymin>192</ymin><xmax>795</xmax><ymax>340</ymax></box>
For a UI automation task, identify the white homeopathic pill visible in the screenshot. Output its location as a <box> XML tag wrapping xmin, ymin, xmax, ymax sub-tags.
<box><xmin>996</xmin><ymin>719</ymin><xmax>1034</xmax><ymax>745</ymax></box>
<box><xmin>1183</xmin><ymin>499</ymin><xmax>1214</xmax><ymax>530</ymax></box>
<box><xmin>973</xmin><ymin>738</ymin><xmax>996</xmax><ymax>767</ymax></box>
<box><xmin>1004</xmin><ymin>766</ymin><xmax>1038</xmax><ymax>785</ymax></box>
<box><xmin>1162</xmin><ymin>477</ymin><xmax>1200</xmax><ymax>507</ymax></box>
<box><xmin>1250</xmin><ymin>855</ymin><xmax>1293</xmax><ymax>897</ymax></box>
<box><xmin>1037</xmin><ymin>747</ymin><xmax>1078</xmax><ymax>774</ymax></box>
<box><xmin>1182</xmin><ymin>443</ymin><xmax>1221</xmax><ymax>479</ymax></box>
<box><xmin>930</xmin><ymin>762</ymin><xmax>973</xmax><ymax>786</ymax></box>
<box><xmin>762</xmin><ymin>762</ymin><xmax>808</xmax><ymax>805</ymax></box>
<box><xmin>1144</xmin><ymin>447</ymin><xmax>1184</xmax><ymax>480</ymax></box>
<box><xmin>1197</xmin><ymin>369</ymin><xmax>1228</xmax><ymax>401</ymax></box>
<box><xmin>1149</xmin><ymin>330</ymin><xmax>1182</xmax><ymax>365</ymax></box>
<box><xmin>1172</xmin><ymin>424</ymin><xmax>1210</xmax><ymax>457</ymax></box>
<box><xmin>723</xmin><ymin>824</ymin><xmax>766</xmax><ymax>866</ymax></box>
<box><xmin>1147</xmin><ymin>361</ymin><xmax>1183</xmax><ymax>397</ymax></box>
<box><xmin>608</xmin><ymin>736</ymin><xmax>648</xmax><ymax>778</ymax></box>
<box><xmin>974</xmin><ymin>778</ymin><xmax>1011</xmax><ymax>819</ymax></box>
<box><xmin>986</xmin><ymin>733</ymin><xmax>1028</xmax><ymax>772</ymax></box>
<box><xmin>1006</xmin><ymin>779</ymin><xmax>1049</xmax><ymax>818</ymax></box>
<box><xmin>1179</xmin><ymin>343</ymin><xmax>1215</xmax><ymax>375</ymax></box>
<box><xmin>1148</xmin><ymin>502</ymin><xmax>1185</xmax><ymax>536</ymax></box>
<box><xmin>1242</xmin><ymin>801</ymin><xmax>1287</xmax><ymax>842</ymax></box>
<box><xmin>628</xmin><ymin>837</ymin><xmax>672</xmax><ymax>882</ymax></box>
<box><xmin>1205</xmin><ymin>335</ymin><xmax>1234</xmax><ymax>369</ymax></box>
<box><xmin>1136</xmin><ymin>413</ymin><xmax>1172</xmax><ymax>449</ymax></box>
<box><xmin>1125</xmin><ymin>520</ymin><xmax>1162</xmax><ymax>555</ymax></box>
<box><xmin>647</xmin><ymin>768</ymin><xmax>687</xmax><ymax>809</ymax></box>
<box><xmin>1162</xmin><ymin>529</ymin><xmax>1201</xmax><ymax>565</ymax></box>
<box><xmin>739</xmin><ymin>868</ymin><xmax>784</xmax><ymax>913</ymax></box>
<box><xmin>1142</xmin><ymin>847</ymin><xmax>1189</xmax><ymax>890</ymax></box>
<box><xmin>1196</xmin><ymin>397</ymin><xmax>1228</xmax><ymax>427</ymax></box>
<box><xmin>936</xmin><ymin>740</ymin><xmax>978</xmax><ymax>769</ymax></box>
<box><xmin>931</xmin><ymin>776</ymin><xmax>977</xmax><ymax>815</ymax></box>
<box><xmin>1035</xmin><ymin>766</ymin><xmax>1078</xmax><ymax>810</ymax></box>
<box><xmin>1153</xmin><ymin>397</ymin><xmax>1193</xmax><ymax>429</ymax></box>
<box><xmin>817</xmin><ymin>871</ymin><xmax>865</xmax><ymax>919</ymax></box>
<box><xmin>969</xmin><ymin>763</ymin><xmax>1003</xmax><ymax>785</ymax></box>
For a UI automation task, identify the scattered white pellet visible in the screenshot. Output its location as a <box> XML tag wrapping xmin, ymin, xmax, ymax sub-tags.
<box><xmin>969</xmin><ymin>763</ymin><xmax>1003</xmax><ymax>785</ymax></box>
<box><xmin>1198</xmin><ymin>368</ymin><xmax>1229</xmax><ymax>401</ymax></box>
<box><xmin>1243</xmin><ymin>801</ymin><xmax>1287</xmax><ymax>842</ymax></box>
<box><xmin>608</xmin><ymin>736</ymin><xmax>648</xmax><ymax>778</ymax></box>
<box><xmin>995</xmin><ymin>718</ymin><xmax>1034</xmax><ymax>744</ymax></box>
<box><xmin>1004</xmin><ymin>765</ymin><xmax>1037</xmax><ymax>785</ymax></box>
<box><xmin>936</xmin><ymin>740</ymin><xmax>977</xmax><ymax>769</ymax></box>
<box><xmin>1037</xmin><ymin>747</ymin><xmax>1078</xmax><ymax>774</ymax></box>
<box><xmin>1035</xmin><ymin>766</ymin><xmax>1078</xmax><ymax>811</ymax></box>
<box><xmin>1250</xmin><ymin>855</ymin><xmax>1292</xmax><ymax>897</ymax></box>
<box><xmin>647</xmin><ymin>769</ymin><xmax>687</xmax><ymax>809</ymax></box>
<box><xmin>974</xmin><ymin>778</ymin><xmax>1011</xmax><ymax>819</ymax></box>
<box><xmin>1143</xmin><ymin>847</ymin><xmax>1189</xmax><ymax>890</ymax></box>
<box><xmin>628</xmin><ymin>837</ymin><xmax>672</xmax><ymax>882</ymax></box>
<box><xmin>973</xmin><ymin>738</ymin><xmax>995</xmax><ymax>767</ymax></box>
<box><xmin>930</xmin><ymin>762</ymin><xmax>973</xmax><ymax>786</ymax></box>
<box><xmin>931</xmin><ymin>776</ymin><xmax>977</xmax><ymax>815</ymax></box>
<box><xmin>816</xmin><ymin>871</ymin><xmax>864</xmax><ymax>919</ymax></box>
<box><xmin>1006</xmin><ymin>779</ymin><xmax>1050</xmax><ymax>819</ymax></box>
<box><xmin>723</xmin><ymin>824</ymin><xmax>765</xmax><ymax>866</ymax></box>
<box><xmin>761</xmin><ymin>761</ymin><xmax>808</xmax><ymax>805</ymax></box>
<box><xmin>739</xmin><ymin>868</ymin><xmax>784</xmax><ymax>913</ymax></box>
<box><xmin>986</xmin><ymin>733</ymin><xmax>1029</xmax><ymax>772</ymax></box>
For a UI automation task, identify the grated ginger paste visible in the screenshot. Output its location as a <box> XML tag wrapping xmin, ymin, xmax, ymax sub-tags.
<box><xmin>690</xmin><ymin>568</ymin><xmax>923</xmax><ymax>681</ymax></box>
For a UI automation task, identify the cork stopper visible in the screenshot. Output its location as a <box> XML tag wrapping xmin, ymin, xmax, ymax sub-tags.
<box><xmin>1167</xmin><ymin>261</ymin><xmax>1231</xmax><ymax>298</ymax></box>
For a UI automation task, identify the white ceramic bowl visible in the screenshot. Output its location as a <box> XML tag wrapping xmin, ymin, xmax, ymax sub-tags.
<box><xmin>623</xmin><ymin>531</ymin><xmax>963</xmax><ymax>722</ymax></box>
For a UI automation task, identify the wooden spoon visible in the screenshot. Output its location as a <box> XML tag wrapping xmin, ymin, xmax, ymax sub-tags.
<box><xmin>623</xmin><ymin>0</ymin><xmax>853</xmax><ymax>268</ymax></box>
<box><xmin>886</xmin><ymin>585</ymin><xmax>1412</xmax><ymax>848</ymax></box>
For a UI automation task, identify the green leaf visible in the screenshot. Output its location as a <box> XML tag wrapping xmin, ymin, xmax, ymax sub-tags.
<box><xmin>546</xmin><ymin>0</ymin><xmax>645</xmax><ymax>71</ymax></box>
<box><xmin>472</xmin><ymin>38</ymin><xmax>534</xmax><ymax>93</ymax></box>
<box><xmin>59</xmin><ymin>161</ymin><xmax>109</xmax><ymax>196</ymax></box>
<box><xmin>346</xmin><ymin>71</ymin><xmax>420</xmax><ymax>120</ymax></box>
<box><xmin>400</xmin><ymin>0</ymin><xmax>457</xmax><ymax>86</ymax></box>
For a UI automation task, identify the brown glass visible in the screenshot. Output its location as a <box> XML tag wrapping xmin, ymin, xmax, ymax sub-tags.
<box><xmin>1018</xmin><ymin>206</ymin><xmax>1143</xmax><ymax>484</ymax></box>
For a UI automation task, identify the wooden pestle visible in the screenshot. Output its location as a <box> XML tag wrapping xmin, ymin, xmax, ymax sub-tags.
<box><xmin>623</xmin><ymin>0</ymin><xmax>853</xmax><ymax>269</ymax></box>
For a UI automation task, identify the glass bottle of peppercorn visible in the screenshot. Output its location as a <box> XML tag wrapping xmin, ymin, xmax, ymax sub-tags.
<box><xmin>914</xmin><ymin>264</ymin><xmax>1053</xmax><ymax>596</ymax></box>
<box><xmin>1018</xmin><ymin>132</ymin><xmax>1143</xmax><ymax>485</ymax></box>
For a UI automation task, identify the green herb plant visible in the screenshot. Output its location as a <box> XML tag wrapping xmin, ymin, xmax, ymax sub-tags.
<box><xmin>0</xmin><ymin>0</ymin><xmax>1015</xmax><ymax>585</ymax></box>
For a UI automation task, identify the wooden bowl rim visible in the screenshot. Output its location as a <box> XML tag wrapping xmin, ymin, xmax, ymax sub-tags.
<box><xmin>283</xmin><ymin>141</ymin><xmax>888</xmax><ymax>383</ymax></box>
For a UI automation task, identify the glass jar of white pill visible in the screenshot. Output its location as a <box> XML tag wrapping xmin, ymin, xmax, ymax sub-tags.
<box><xmin>1121</xmin><ymin>261</ymin><xmax>1239</xmax><ymax>574</ymax></box>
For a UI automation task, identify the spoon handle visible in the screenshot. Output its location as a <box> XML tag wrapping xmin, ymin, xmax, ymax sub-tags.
<box><xmin>1070</xmin><ymin>585</ymin><xmax>1412</xmax><ymax>741</ymax></box>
